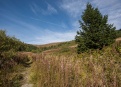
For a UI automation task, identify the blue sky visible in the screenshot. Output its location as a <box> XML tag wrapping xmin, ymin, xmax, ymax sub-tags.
<box><xmin>0</xmin><ymin>0</ymin><xmax>121</xmax><ymax>44</ymax></box>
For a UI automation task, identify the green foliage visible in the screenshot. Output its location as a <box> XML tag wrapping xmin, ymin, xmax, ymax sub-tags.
<box><xmin>0</xmin><ymin>30</ymin><xmax>34</xmax><ymax>87</ymax></box>
<box><xmin>0</xmin><ymin>50</ymin><xmax>30</xmax><ymax>87</ymax></box>
<box><xmin>75</xmin><ymin>3</ymin><xmax>116</xmax><ymax>53</ymax></box>
<box><xmin>0</xmin><ymin>29</ymin><xmax>36</xmax><ymax>70</ymax></box>
<box><xmin>0</xmin><ymin>30</ymin><xmax>25</xmax><ymax>52</ymax></box>
<box><xmin>0</xmin><ymin>30</ymin><xmax>39</xmax><ymax>52</ymax></box>
<box><xmin>116</xmin><ymin>29</ymin><xmax>121</xmax><ymax>38</ymax></box>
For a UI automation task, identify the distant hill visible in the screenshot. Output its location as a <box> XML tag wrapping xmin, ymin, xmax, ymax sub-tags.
<box><xmin>36</xmin><ymin>42</ymin><xmax>63</xmax><ymax>47</ymax></box>
<box><xmin>35</xmin><ymin>40</ymin><xmax>76</xmax><ymax>52</ymax></box>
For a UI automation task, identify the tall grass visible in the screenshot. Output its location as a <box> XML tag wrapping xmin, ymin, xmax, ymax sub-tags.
<box><xmin>31</xmin><ymin>41</ymin><xmax>121</xmax><ymax>87</ymax></box>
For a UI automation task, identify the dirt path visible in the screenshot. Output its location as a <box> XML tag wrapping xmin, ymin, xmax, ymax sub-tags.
<box><xmin>21</xmin><ymin>67</ymin><xmax>33</xmax><ymax>87</ymax></box>
<box><xmin>20</xmin><ymin>52</ymin><xmax>44</xmax><ymax>87</ymax></box>
<box><xmin>19</xmin><ymin>52</ymin><xmax>36</xmax><ymax>87</ymax></box>
<box><xmin>20</xmin><ymin>51</ymin><xmax>51</xmax><ymax>87</ymax></box>
<box><xmin>20</xmin><ymin>46</ymin><xmax>73</xmax><ymax>87</ymax></box>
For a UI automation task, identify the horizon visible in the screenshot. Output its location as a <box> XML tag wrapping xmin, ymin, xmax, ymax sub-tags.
<box><xmin>0</xmin><ymin>0</ymin><xmax>121</xmax><ymax>44</ymax></box>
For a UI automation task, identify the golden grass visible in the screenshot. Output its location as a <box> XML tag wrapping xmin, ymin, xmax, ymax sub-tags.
<box><xmin>30</xmin><ymin>42</ymin><xmax>121</xmax><ymax>87</ymax></box>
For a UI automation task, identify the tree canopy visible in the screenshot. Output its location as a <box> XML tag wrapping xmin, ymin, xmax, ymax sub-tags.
<box><xmin>75</xmin><ymin>3</ymin><xmax>116</xmax><ymax>53</ymax></box>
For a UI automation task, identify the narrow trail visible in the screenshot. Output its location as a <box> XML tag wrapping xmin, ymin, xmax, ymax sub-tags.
<box><xmin>20</xmin><ymin>52</ymin><xmax>46</xmax><ymax>87</ymax></box>
<box><xmin>20</xmin><ymin>50</ymin><xmax>53</xmax><ymax>87</ymax></box>
<box><xmin>20</xmin><ymin>46</ymin><xmax>76</xmax><ymax>87</ymax></box>
<box><xmin>20</xmin><ymin>52</ymin><xmax>37</xmax><ymax>87</ymax></box>
<box><xmin>21</xmin><ymin>67</ymin><xmax>33</xmax><ymax>87</ymax></box>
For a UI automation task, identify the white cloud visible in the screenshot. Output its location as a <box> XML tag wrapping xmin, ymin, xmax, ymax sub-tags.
<box><xmin>30</xmin><ymin>2</ymin><xmax>57</xmax><ymax>15</ymax></box>
<box><xmin>92</xmin><ymin>0</ymin><xmax>117</xmax><ymax>8</ymax></box>
<box><xmin>1</xmin><ymin>13</ymin><xmax>75</xmax><ymax>44</ymax></box>
<box><xmin>1</xmin><ymin>15</ymin><xmax>76</xmax><ymax>44</ymax></box>
<box><xmin>47</xmin><ymin>3</ymin><xmax>57</xmax><ymax>14</ymax></box>
<box><xmin>30</xmin><ymin>3</ymin><xmax>40</xmax><ymax>15</ymax></box>
<box><xmin>29</xmin><ymin>30</ymin><xmax>76</xmax><ymax>44</ymax></box>
<box><xmin>30</xmin><ymin>17</ymin><xmax>67</xmax><ymax>29</ymax></box>
<box><xmin>60</xmin><ymin>0</ymin><xmax>87</xmax><ymax>17</ymax></box>
<box><xmin>4</xmin><ymin>15</ymin><xmax>75</xmax><ymax>44</ymax></box>
<box><xmin>72</xmin><ymin>20</ymin><xmax>80</xmax><ymax>30</ymax></box>
<box><xmin>108</xmin><ymin>8</ymin><xmax>121</xmax><ymax>29</ymax></box>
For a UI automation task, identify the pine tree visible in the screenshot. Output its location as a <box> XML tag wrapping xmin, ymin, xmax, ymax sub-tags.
<box><xmin>75</xmin><ymin>3</ymin><xmax>116</xmax><ymax>53</ymax></box>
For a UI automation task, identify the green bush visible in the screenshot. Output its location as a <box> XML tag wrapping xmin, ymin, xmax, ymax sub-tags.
<box><xmin>0</xmin><ymin>30</ymin><xmax>35</xmax><ymax>87</ymax></box>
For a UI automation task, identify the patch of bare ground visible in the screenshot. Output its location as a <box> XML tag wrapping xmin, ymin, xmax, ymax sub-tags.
<box><xmin>69</xmin><ymin>44</ymin><xmax>77</xmax><ymax>48</ymax></box>
<box><xmin>21</xmin><ymin>68</ymin><xmax>33</xmax><ymax>87</ymax></box>
<box><xmin>116</xmin><ymin>37</ymin><xmax>121</xmax><ymax>41</ymax></box>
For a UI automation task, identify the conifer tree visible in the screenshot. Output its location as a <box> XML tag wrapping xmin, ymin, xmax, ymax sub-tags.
<box><xmin>75</xmin><ymin>3</ymin><xmax>116</xmax><ymax>53</ymax></box>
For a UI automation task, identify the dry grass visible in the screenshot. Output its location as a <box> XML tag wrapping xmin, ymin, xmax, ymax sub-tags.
<box><xmin>30</xmin><ymin>41</ymin><xmax>121</xmax><ymax>87</ymax></box>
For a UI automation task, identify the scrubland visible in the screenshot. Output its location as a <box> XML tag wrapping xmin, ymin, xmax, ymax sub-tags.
<box><xmin>30</xmin><ymin>40</ymin><xmax>121</xmax><ymax>87</ymax></box>
<box><xmin>0</xmin><ymin>29</ymin><xmax>121</xmax><ymax>87</ymax></box>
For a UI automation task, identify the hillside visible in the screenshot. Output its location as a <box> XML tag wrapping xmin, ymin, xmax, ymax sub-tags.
<box><xmin>0</xmin><ymin>30</ymin><xmax>37</xmax><ymax>87</ymax></box>
<box><xmin>29</xmin><ymin>39</ymin><xmax>121</xmax><ymax>87</ymax></box>
<box><xmin>1</xmin><ymin>1</ymin><xmax>121</xmax><ymax>87</ymax></box>
<box><xmin>35</xmin><ymin>40</ymin><xmax>76</xmax><ymax>54</ymax></box>
<box><xmin>0</xmin><ymin>29</ymin><xmax>121</xmax><ymax>87</ymax></box>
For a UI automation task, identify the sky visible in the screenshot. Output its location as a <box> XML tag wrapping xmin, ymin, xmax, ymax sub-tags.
<box><xmin>0</xmin><ymin>0</ymin><xmax>121</xmax><ymax>44</ymax></box>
